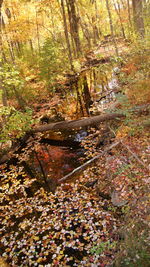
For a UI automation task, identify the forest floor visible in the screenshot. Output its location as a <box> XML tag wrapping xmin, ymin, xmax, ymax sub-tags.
<box><xmin>0</xmin><ymin>40</ymin><xmax>150</xmax><ymax>267</ymax></box>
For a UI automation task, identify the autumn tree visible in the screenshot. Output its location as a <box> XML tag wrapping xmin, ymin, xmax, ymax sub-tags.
<box><xmin>132</xmin><ymin>0</ymin><xmax>145</xmax><ymax>37</ymax></box>
<box><xmin>105</xmin><ymin>0</ymin><xmax>119</xmax><ymax>56</ymax></box>
<box><xmin>0</xmin><ymin>0</ymin><xmax>8</xmax><ymax>106</ymax></box>
<box><xmin>112</xmin><ymin>0</ymin><xmax>126</xmax><ymax>39</ymax></box>
<box><xmin>60</xmin><ymin>0</ymin><xmax>74</xmax><ymax>71</ymax></box>
<box><xmin>65</xmin><ymin>0</ymin><xmax>82</xmax><ymax>57</ymax></box>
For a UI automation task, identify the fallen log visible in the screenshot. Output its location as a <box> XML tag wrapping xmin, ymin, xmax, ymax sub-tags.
<box><xmin>32</xmin><ymin>113</ymin><xmax>124</xmax><ymax>133</ymax></box>
<box><xmin>0</xmin><ymin>113</ymin><xmax>123</xmax><ymax>165</ymax></box>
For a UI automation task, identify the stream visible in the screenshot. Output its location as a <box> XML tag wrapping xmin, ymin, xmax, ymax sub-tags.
<box><xmin>0</xmin><ymin>62</ymin><xmax>122</xmax><ymax>267</ymax></box>
<box><xmin>26</xmin><ymin>64</ymin><xmax>120</xmax><ymax>186</ymax></box>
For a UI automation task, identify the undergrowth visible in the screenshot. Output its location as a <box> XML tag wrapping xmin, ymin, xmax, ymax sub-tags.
<box><xmin>111</xmin><ymin>40</ymin><xmax>150</xmax><ymax>267</ymax></box>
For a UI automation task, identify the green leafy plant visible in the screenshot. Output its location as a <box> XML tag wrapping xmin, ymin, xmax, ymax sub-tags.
<box><xmin>0</xmin><ymin>106</ymin><xmax>33</xmax><ymax>142</ymax></box>
<box><xmin>39</xmin><ymin>38</ymin><xmax>68</xmax><ymax>91</ymax></box>
<box><xmin>0</xmin><ymin>63</ymin><xmax>24</xmax><ymax>97</ymax></box>
<box><xmin>90</xmin><ymin>240</ymin><xmax>117</xmax><ymax>255</ymax></box>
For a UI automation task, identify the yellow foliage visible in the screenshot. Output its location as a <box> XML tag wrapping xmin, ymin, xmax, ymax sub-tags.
<box><xmin>126</xmin><ymin>80</ymin><xmax>150</xmax><ymax>105</ymax></box>
<box><xmin>6</xmin><ymin>17</ymin><xmax>33</xmax><ymax>42</ymax></box>
<box><xmin>0</xmin><ymin>258</ymin><xmax>9</xmax><ymax>267</ymax></box>
<box><xmin>116</xmin><ymin>126</ymin><xmax>131</xmax><ymax>139</ymax></box>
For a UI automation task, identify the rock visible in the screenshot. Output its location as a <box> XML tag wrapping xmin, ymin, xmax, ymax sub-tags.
<box><xmin>111</xmin><ymin>190</ymin><xmax>128</xmax><ymax>207</ymax></box>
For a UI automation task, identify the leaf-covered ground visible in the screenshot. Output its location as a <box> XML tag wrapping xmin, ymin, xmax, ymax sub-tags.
<box><xmin>0</xmin><ymin>180</ymin><xmax>119</xmax><ymax>266</ymax></box>
<box><xmin>0</xmin><ymin>132</ymin><xmax>149</xmax><ymax>267</ymax></box>
<box><xmin>0</xmin><ymin>42</ymin><xmax>150</xmax><ymax>267</ymax></box>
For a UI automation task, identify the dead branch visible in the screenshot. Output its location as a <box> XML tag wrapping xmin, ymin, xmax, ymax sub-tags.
<box><xmin>120</xmin><ymin>141</ymin><xmax>150</xmax><ymax>171</ymax></box>
<box><xmin>58</xmin><ymin>141</ymin><xmax>120</xmax><ymax>183</ymax></box>
<box><xmin>108</xmin><ymin>125</ymin><xmax>149</xmax><ymax>171</ymax></box>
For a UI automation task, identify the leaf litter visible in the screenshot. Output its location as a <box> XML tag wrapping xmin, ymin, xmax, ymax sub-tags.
<box><xmin>0</xmin><ymin>177</ymin><xmax>119</xmax><ymax>267</ymax></box>
<box><xmin>0</xmin><ymin>135</ymin><xmax>149</xmax><ymax>266</ymax></box>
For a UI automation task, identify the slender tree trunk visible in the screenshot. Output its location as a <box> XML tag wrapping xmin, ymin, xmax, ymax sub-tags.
<box><xmin>127</xmin><ymin>0</ymin><xmax>132</xmax><ymax>27</ymax></box>
<box><xmin>66</xmin><ymin>0</ymin><xmax>82</xmax><ymax>57</ymax></box>
<box><xmin>2</xmin><ymin>15</ymin><xmax>15</xmax><ymax>62</ymax></box>
<box><xmin>4</xmin><ymin>9</ymin><xmax>16</xmax><ymax>61</ymax></box>
<box><xmin>0</xmin><ymin>0</ymin><xmax>7</xmax><ymax>106</ymax></box>
<box><xmin>29</xmin><ymin>39</ymin><xmax>34</xmax><ymax>55</ymax></box>
<box><xmin>35</xmin><ymin>9</ymin><xmax>41</xmax><ymax>53</ymax></box>
<box><xmin>33</xmin><ymin>148</ymin><xmax>50</xmax><ymax>189</ymax></box>
<box><xmin>13</xmin><ymin>86</ymin><xmax>26</xmax><ymax>110</ymax></box>
<box><xmin>92</xmin><ymin>16</ymin><xmax>98</xmax><ymax>45</ymax></box>
<box><xmin>60</xmin><ymin>0</ymin><xmax>74</xmax><ymax>71</ymax></box>
<box><xmin>11</xmin><ymin>7</ymin><xmax>23</xmax><ymax>57</ymax></box>
<box><xmin>76</xmin><ymin>86</ymin><xmax>85</xmax><ymax>116</ymax></box>
<box><xmin>105</xmin><ymin>0</ymin><xmax>119</xmax><ymax>57</ymax></box>
<box><xmin>92</xmin><ymin>0</ymin><xmax>101</xmax><ymax>44</ymax></box>
<box><xmin>94</xmin><ymin>0</ymin><xmax>102</xmax><ymax>37</ymax></box>
<box><xmin>132</xmin><ymin>0</ymin><xmax>145</xmax><ymax>37</ymax></box>
<box><xmin>65</xmin><ymin>0</ymin><xmax>76</xmax><ymax>57</ymax></box>
<box><xmin>49</xmin><ymin>2</ymin><xmax>56</xmax><ymax>38</ymax></box>
<box><xmin>120</xmin><ymin>0</ymin><xmax>126</xmax><ymax>10</ymax></box>
<box><xmin>113</xmin><ymin>0</ymin><xmax>126</xmax><ymax>39</ymax></box>
<box><xmin>79</xmin><ymin>19</ymin><xmax>92</xmax><ymax>49</ymax></box>
<box><xmin>75</xmin><ymin>3</ymin><xmax>91</xmax><ymax>49</ymax></box>
<box><xmin>82</xmin><ymin>75</ymin><xmax>91</xmax><ymax>115</ymax></box>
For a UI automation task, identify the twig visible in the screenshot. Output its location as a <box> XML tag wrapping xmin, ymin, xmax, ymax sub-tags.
<box><xmin>108</xmin><ymin>126</ymin><xmax>149</xmax><ymax>171</ymax></box>
<box><xmin>120</xmin><ymin>140</ymin><xmax>150</xmax><ymax>171</ymax></box>
<box><xmin>58</xmin><ymin>141</ymin><xmax>120</xmax><ymax>183</ymax></box>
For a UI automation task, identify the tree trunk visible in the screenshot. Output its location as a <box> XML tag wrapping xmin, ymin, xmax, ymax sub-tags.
<box><xmin>113</xmin><ymin>0</ymin><xmax>126</xmax><ymax>39</ymax></box>
<box><xmin>127</xmin><ymin>0</ymin><xmax>132</xmax><ymax>27</ymax></box>
<box><xmin>0</xmin><ymin>0</ymin><xmax>7</xmax><ymax>106</ymax></box>
<box><xmin>60</xmin><ymin>0</ymin><xmax>74</xmax><ymax>71</ymax></box>
<box><xmin>75</xmin><ymin>3</ymin><xmax>91</xmax><ymax>49</ymax></box>
<box><xmin>13</xmin><ymin>86</ymin><xmax>26</xmax><ymax>110</ymax></box>
<box><xmin>105</xmin><ymin>0</ymin><xmax>119</xmax><ymax>57</ymax></box>
<box><xmin>2</xmin><ymin>16</ymin><xmax>15</xmax><ymax>62</ymax></box>
<box><xmin>132</xmin><ymin>0</ymin><xmax>145</xmax><ymax>38</ymax></box>
<box><xmin>94</xmin><ymin>0</ymin><xmax>102</xmax><ymax>37</ymax></box>
<box><xmin>35</xmin><ymin>9</ymin><xmax>41</xmax><ymax>53</ymax></box>
<box><xmin>92</xmin><ymin>16</ymin><xmax>99</xmax><ymax>45</ymax></box>
<box><xmin>82</xmin><ymin>75</ymin><xmax>92</xmax><ymax>115</ymax></box>
<box><xmin>76</xmin><ymin>84</ymin><xmax>85</xmax><ymax>116</ymax></box>
<box><xmin>66</xmin><ymin>0</ymin><xmax>82</xmax><ymax>57</ymax></box>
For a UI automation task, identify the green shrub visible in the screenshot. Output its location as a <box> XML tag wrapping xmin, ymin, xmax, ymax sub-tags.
<box><xmin>39</xmin><ymin>38</ymin><xmax>68</xmax><ymax>91</ymax></box>
<box><xmin>0</xmin><ymin>106</ymin><xmax>33</xmax><ymax>142</ymax></box>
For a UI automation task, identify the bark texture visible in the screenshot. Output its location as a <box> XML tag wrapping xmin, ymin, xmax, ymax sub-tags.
<box><xmin>132</xmin><ymin>0</ymin><xmax>145</xmax><ymax>37</ymax></box>
<box><xmin>61</xmin><ymin>0</ymin><xmax>74</xmax><ymax>71</ymax></box>
<box><xmin>66</xmin><ymin>0</ymin><xmax>81</xmax><ymax>56</ymax></box>
<box><xmin>0</xmin><ymin>0</ymin><xmax>7</xmax><ymax>106</ymax></box>
<box><xmin>32</xmin><ymin>113</ymin><xmax>124</xmax><ymax>133</ymax></box>
<box><xmin>105</xmin><ymin>0</ymin><xmax>119</xmax><ymax>57</ymax></box>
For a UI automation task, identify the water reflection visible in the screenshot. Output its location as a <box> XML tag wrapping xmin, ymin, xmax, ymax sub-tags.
<box><xmin>68</xmin><ymin>64</ymin><xmax>119</xmax><ymax>116</ymax></box>
<box><xmin>27</xmin><ymin>64</ymin><xmax>120</xmax><ymax>182</ymax></box>
<box><xmin>28</xmin><ymin>144</ymin><xmax>83</xmax><ymax>181</ymax></box>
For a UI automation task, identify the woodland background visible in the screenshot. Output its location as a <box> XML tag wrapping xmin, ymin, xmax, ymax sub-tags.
<box><xmin>0</xmin><ymin>0</ymin><xmax>150</xmax><ymax>266</ymax></box>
